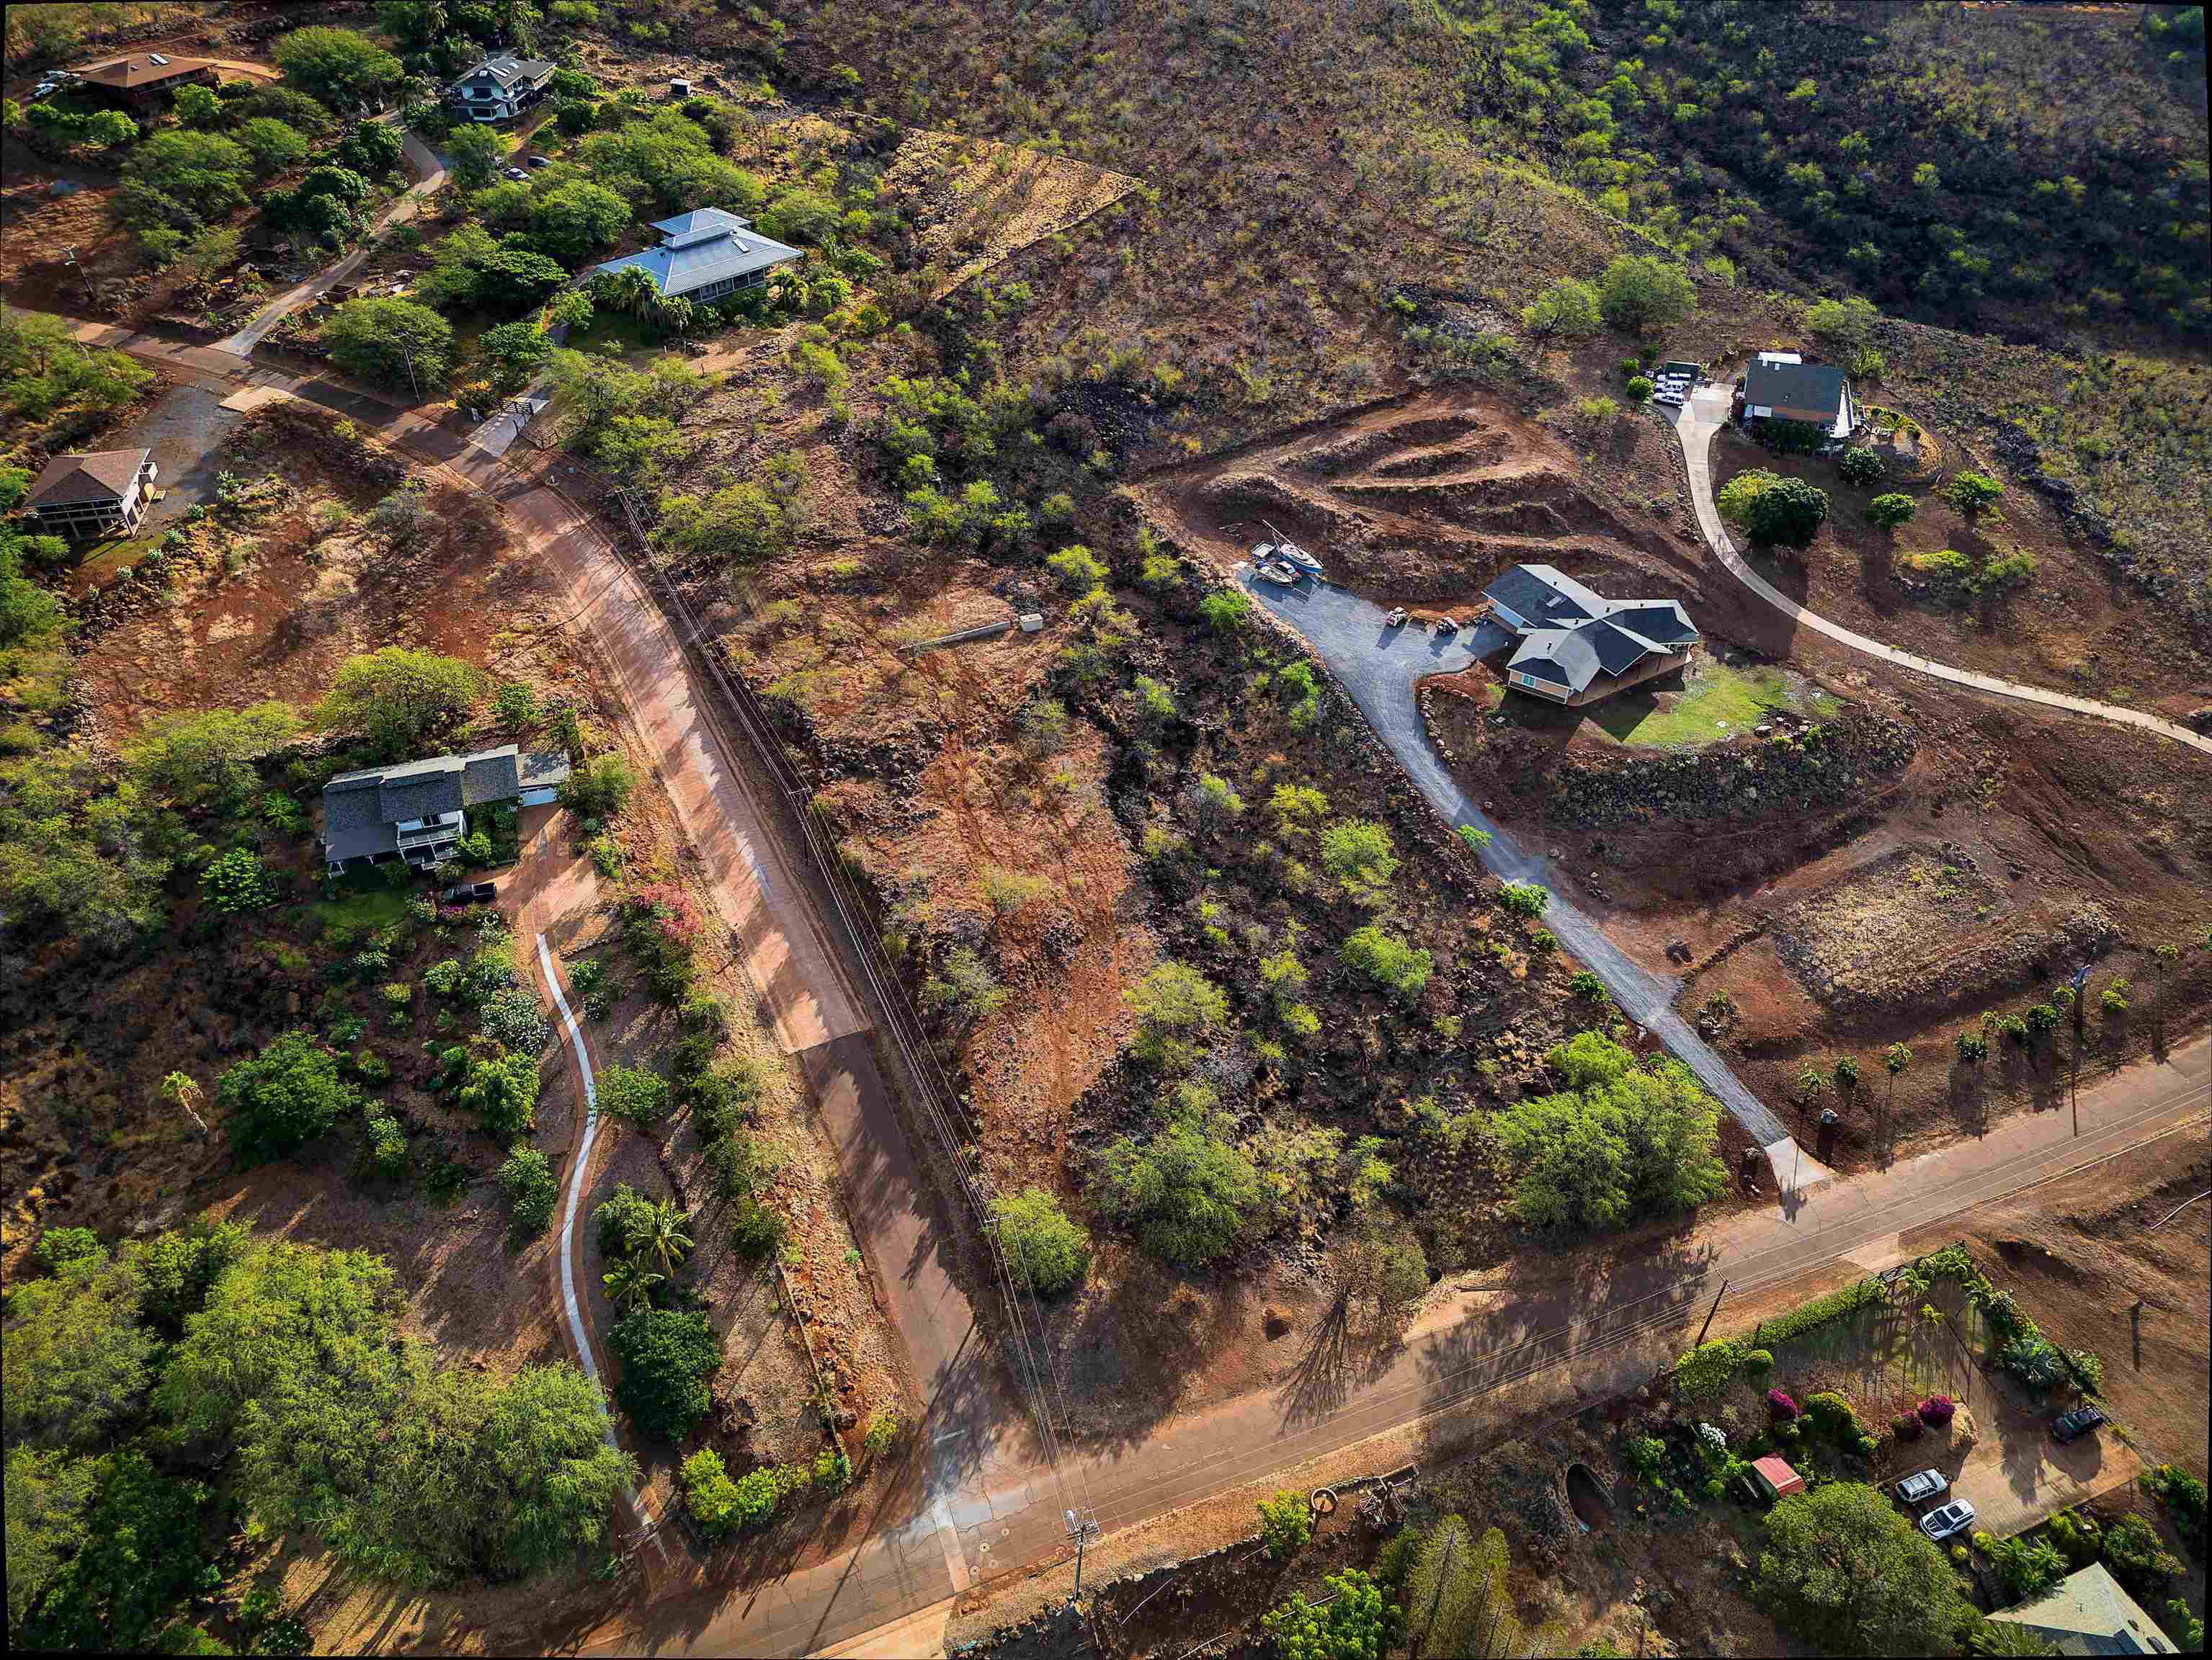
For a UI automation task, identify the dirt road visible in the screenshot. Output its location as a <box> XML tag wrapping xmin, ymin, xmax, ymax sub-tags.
<box><xmin>1672</xmin><ymin>386</ymin><xmax>2212</xmax><ymax>757</ymax></box>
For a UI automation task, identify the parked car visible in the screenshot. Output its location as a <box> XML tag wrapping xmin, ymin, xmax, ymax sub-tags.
<box><xmin>1918</xmin><ymin>1499</ymin><xmax>1976</xmax><ymax>1543</ymax></box>
<box><xmin>1384</xmin><ymin>607</ymin><xmax>1409</xmax><ymax>628</ymax></box>
<box><xmin>1434</xmin><ymin>616</ymin><xmax>1458</xmax><ymax>635</ymax></box>
<box><xmin>502</xmin><ymin>165</ymin><xmax>529</xmax><ymax>181</ymax></box>
<box><xmin>1894</xmin><ymin>1469</ymin><xmax>1950</xmax><ymax>1507</ymax></box>
<box><xmin>526</xmin><ymin>153</ymin><xmax>553</xmax><ymax>168</ymax></box>
<box><xmin>2051</xmin><ymin>1406</ymin><xmax>2107</xmax><ymax>1443</ymax></box>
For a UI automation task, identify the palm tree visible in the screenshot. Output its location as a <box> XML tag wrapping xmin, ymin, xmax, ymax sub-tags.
<box><xmin>1795</xmin><ymin>1066</ymin><xmax>1829</xmax><ymax>1108</ymax></box>
<box><xmin>603</xmin><ymin>1258</ymin><xmax>663</xmax><ymax>1312</ymax></box>
<box><xmin>1971</xmin><ymin>1617</ymin><xmax>2060</xmax><ymax>1656</ymax></box>
<box><xmin>159</xmin><ymin>1071</ymin><xmax>208</xmax><ymax>1138</ymax></box>
<box><xmin>642</xmin><ymin>1201</ymin><xmax>692</xmax><ymax>1280</ymax></box>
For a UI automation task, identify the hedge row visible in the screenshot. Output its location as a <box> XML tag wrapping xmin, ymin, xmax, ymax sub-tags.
<box><xmin>1672</xmin><ymin>1278</ymin><xmax>1888</xmax><ymax>1403</ymax></box>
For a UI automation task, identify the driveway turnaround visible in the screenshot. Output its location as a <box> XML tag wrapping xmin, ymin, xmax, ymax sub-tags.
<box><xmin>1241</xmin><ymin>570</ymin><xmax>1816</xmax><ymax>1182</ymax></box>
<box><xmin>1672</xmin><ymin>385</ymin><xmax>2212</xmax><ymax>757</ymax></box>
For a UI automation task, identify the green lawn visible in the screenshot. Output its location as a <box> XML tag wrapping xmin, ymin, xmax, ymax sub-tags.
<box><xmin>309</xmin><ymin>882</ymin><xmax>416</xmax><ymax>937</ymax></box>
<box><xmin>1591</xmin><ymin>659</ymin><xmax>1837</xmax><ymax>748</ymax></box>
<box><xmin>1500</xmin><ymin>657</ymin><xmax>1838</xmax><ymax>749</ymax></box>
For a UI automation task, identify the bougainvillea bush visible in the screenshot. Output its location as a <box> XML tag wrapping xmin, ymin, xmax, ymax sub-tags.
<box><xmin>1769</xmin><ymin>1388</ymin><xmax>1801</xmax><ymax>1421</ymax></box>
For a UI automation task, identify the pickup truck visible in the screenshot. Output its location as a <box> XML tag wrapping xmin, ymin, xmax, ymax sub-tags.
<box><xmin>440</xmin><ymin>880</ymin><xmax>497</xmax><ymax>905</ymax></box>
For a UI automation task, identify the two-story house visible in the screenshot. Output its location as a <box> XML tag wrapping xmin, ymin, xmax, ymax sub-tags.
<box><xmin>21</xmin><ymin>448</ymin><xmax>159</xmax><ymax>540</ymax></box>
<box><xmin>445</xmin><ymin>53</ymin><xmax>555</xmax><ymax>122</ymax></box>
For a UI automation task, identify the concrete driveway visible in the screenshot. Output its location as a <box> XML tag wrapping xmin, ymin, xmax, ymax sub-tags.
<box><xmin>1953</xmin><ymin>1396</ymin><xmax>2146</xmax><ymax>1541</ymax></box>
<box><xmin>1242</xmin><ymin>569</ymin><xmax>1815</xmax><ymax>1179</ymax></box>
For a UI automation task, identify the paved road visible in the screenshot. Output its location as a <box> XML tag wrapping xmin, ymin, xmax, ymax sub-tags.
<box><xmin>1672</xmin><ymin>386</ymin><xmax>2212</xmax><ymax>757</ymax></box>
<box><xmin>215</xmin><ymin>126</ymin><xmax>450</xmax><ymax>357</ymax></box>
<box><xmin>1241</xmin><ymin>570</ymin><xmax>1811</xmax><ymax>1168</ymax></box>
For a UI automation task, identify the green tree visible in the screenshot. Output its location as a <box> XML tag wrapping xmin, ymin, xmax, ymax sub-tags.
<box><xmin>1339</xmin><ymin>925</ymin><xmax>1433</xmax><ymax>1000</ymax></box>
<box><xmin>236</xmin><ymin>116</ymin><xmax>311</xmax><ymax>174</ymax></box>
<box><xmin>1837</xmin><ymin>447</ymin><xmax>1883</xmax><ymax>486</ymax></box>
<box><xmin>607</xmin><ymin>1307</ymin><xmax>718</xmax><ymax>1441</ymax></box>
<box><xmin>1257</xmin><ymin>1490</ymin><xmax>1313</xmax><ymax>1558</ymax></box>
<box><xmin>172</xmin><ymin>82</ymin><xmax>222</xmax><ymax>127</ymax></box>
<box><xmin>337</xmin><ymin>118</ymin><xmax>406</xmax><ymax>176</ymax></box>
<box><xmin>1521</xmin><ymin>277</ymin><xmax>1602</xmax><ymax>344</ymax></box>
<box><xmin>315</xmin><ymin>646</ymin><xmax>483</xmax><ymax>758</ymax></box>
<box><xmin>602</xmin><ymin>1257</ymin><xmax>663</xmax><ymax>1312</ymax></box>
<box><xmin>1805</xmin><ymin>295</ymin><xmax>1879</xmax><ymax>351</ymax></box>
<box><xmin>659</xmin><ymin>481</ymin><xmax>791</xmax><ymax>567</ymax></box>
<box><xmin>477</xmin><ymin>319</ymin><xmax>550</xmax><ymax>393</ymax></box>
<box><xmin>992</xmin><ymin>1187</ymin><xmax>1091</xmax><ymax>1295</ymax></box>
<box><xmin>682</xmin><ymin>1447</ymin><xmax>743</xmax><ymax>1535</ymax></box>
<box><xmin>272</xmin><ymin>27</ymin><xmax>405</xmax><ymax>111</ymax></box>
<box><xmin>458</xmin><ymin>1048</ymin><xmax>541</xmax><ymax>1143</ymax></box>
<box><xmin>324</xmin><ymin>296</ymin><xmax>454</xmax><ymax>394</ymax></box>
<box><xmin>1123</xmin><ymin>960</ymin><xmax>1228</xmax><ymax>1071</ymax></box>
<box><xmin>1</xmin><ymin>1252</ymin><xmax>156</xmax><ymax>1450</ymax></box>
<box><xmin>529</xmin><ymin>179</ymin><xmax>633</xmax><ymax>265</ymax></box>
<box><xmin>1094</xmin><ymin>1095</ymin><xmax>1264</xmax><ymax>1267</ymax></box>
<box><xmin>474</xmin><ymin>1365</ymin><xmax>636</xmax><ymax>1581</ymax></box>
<box><xmin>1866</xmin><ymin>492</ymin><xmax>1915</xmax><ymax>532</ymax></box>
<box><xmin>496</xmin><ymin>1146</ymin><xmax>558</xmax><ymax>1236</ymax></box>
<box><xmin>220</xmin><ymin>1031</ymin><xmax>349</xmax><ymax>1166</ymax></box>
<box><xmin>1494</xmin><ymin>1034</ymin><xmax>1726</xmax><ymax>1233</ymax></box>
<box><xmin>4</xmin><ymin>1446</ymin><xmax>104</xmax><ymax>1635</ymax></box>
<box><xmin>1597</xmin><ymin>254</ymin><xmax>1697</xmax><ymax>336</ymax></box>
<box><xmin>1717</xmin><ymin>468</ymin><xmax>1829</xmax><ymax>549</ymax></box>
<box><xmin>15</xmin><ymin>1452</ymin><xmax>208</xmax><ymax>1652</ymax></box>
<box><xmin>471</xmin><ymin>246</ymin><xmax>569</xmax><ymax>316</ymax></box>
<box><xmin>1945</xmin><ymin>470</ymin><xmax>2004</xmax><ymax>520</ymax></box>
<box><xmin>1261</xmin><ymin>1568</ymin><xmax>1396</xmax><ymax>1660</ymax></box>
<box><xmin>1319</xmin><ymin>818</ymin><xmax>1399</xmax><ymax>906</ymax></box>
<box><xmin>122</xmin><ymin>129</ymin><xmax>253</xmax><ymax>221</ymax></box>
<box><xmin>1883</xmin><ymin>1041</ymin><xmax>1912</xmax><ymax>1123</ymax></box>
<box><xmin>1757</xmin><ymin>1483</ymin><xmax>1977</xmax><ymax>1656</ymax></box>
<box><xmin>1403</xmin><ymin>1517</ymin><xmax>1522</xmax><ymax>1659</ymax></box>
<box><xmin>125</xmin><ymin>702</ymin><xmax>299</xmax><ymax>813</ymax></box>
<box><xmin>598</xmin><ymin>1063</ymin><xmax>672</xmax><ymax>1129</ymax></box>
<box><xmin>84</xmin><ymin>109</ymin><xmax>139</xmax><ymax>149</ymax></box>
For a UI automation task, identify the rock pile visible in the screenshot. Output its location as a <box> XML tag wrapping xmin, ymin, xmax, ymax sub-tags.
<box><xmin>1546</xmin><ymin>715</ymin><xmax>1917</xmax><ymax>831</ymax></box>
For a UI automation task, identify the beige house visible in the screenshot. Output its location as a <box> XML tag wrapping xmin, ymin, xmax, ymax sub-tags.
<box><xmin>1987</xmin><ymin>1563</ymin><xmax>2179</xmax><ymax>1656</ymax></box>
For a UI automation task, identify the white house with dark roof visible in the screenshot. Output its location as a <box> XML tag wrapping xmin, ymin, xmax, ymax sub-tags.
<box><xmin>591</xmin><ymin>208</ymin><xmax>803</xmax><ymax>305</ymax></box>
<box><xmin>321</xmin><ymin>744</ymin><xmax>569</xmax><ymax>874</ymax></box>
<box><xmin>1739</xmin><ymin>351</ymin><xmax>1859</xmax><ymax>439</ymax></box>
<box><xmin>1482</xmin><ymin>563</ymin><xmax>1700</xmax><ymax>707</ymax></box>
<box><xmin>445</xmin><ymin>53</ymin><xmax>555</xmax><ymax>122</ymax></box>
<box><xmin>21</xmin><ymin>448</ymin><xmax>157</xmax><ymax>540</ymax></box>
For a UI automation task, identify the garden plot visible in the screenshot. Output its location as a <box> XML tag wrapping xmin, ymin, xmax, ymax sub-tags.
<box><xmin>1771</xmin><ymin>845</ymin><xmax>2114</xmax><ymax>1023</ymax></box>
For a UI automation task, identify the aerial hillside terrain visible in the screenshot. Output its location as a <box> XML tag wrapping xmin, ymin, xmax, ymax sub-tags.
<box><xmin>1</xmin><ymin>1</ymin><xmax>2206</xmax><ymax>1656</ymax></box>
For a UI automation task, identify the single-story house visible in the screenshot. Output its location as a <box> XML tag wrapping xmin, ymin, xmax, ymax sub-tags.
<box><xmin>445</xmin><ymin>53</ymin><xmax>555</xmax><ymax>122</ymax></box>
<box><xmin>21</xmin><ymin>448</ymin><xmax>158</xmax><ymax>540</ymax></box>
<box><xmin>591</xmin><ymin>208</ymin><xmax>803</xmax><ymax>305</ymax></box>
<box><xmin>69</xmin><ymin>52</ymin><xmax>219</xmax><ymax>107</ymax></box>
<box><xmin>1481</xmin><ymin>563</ymin><xmax>1701</xmax><ymax>708</ymax></box>
<box><xmin>1986</xmin><ymin>1563</ymin><xmax>2180</xmax><ymax>1656</ymax></box>
<box><xmin>1747</xmin><ymin>1456</ymin><xmax>1806</xmax><ymax>1501</ymax></box>
<box><xmin>321</xmin><ymin>744</ymin><xmax>569</xmax><ymax>874</ymax></box>
<box><xmin>1739</xmin><ymin>351</ymin><xmax>1858</xmax><ymax>440</ymax></box>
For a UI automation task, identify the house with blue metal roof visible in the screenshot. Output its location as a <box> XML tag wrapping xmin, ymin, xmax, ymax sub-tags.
<box><xmin>1481</xmin><ymin>563</ymin><xmax>1700</xmax><ymax>707</ymax></box>
<box><xmin>591</xmin><ymin>208</ymin><xmax>803</xmax><ymax>305</ymax></box>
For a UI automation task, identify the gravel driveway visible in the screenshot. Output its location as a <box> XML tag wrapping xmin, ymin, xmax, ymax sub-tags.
<box><xmin>1243</xmin><ymin>570</ymin><xmax>1806</xmax><ymax>1167</ymax></box>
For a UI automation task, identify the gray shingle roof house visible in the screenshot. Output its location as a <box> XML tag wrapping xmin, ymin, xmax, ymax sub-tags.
<box><xmin>1986</xmin><ymin>1563</ymin><xmax>2179</xmax><ymax>1656</ymax></box>
<box><xmin>592</xmin><ymin>208</ymin><xmax>803</xmax><ymax>303</ymax></box>
<box><xmin>23</xmin><ymin>447</ymin><xmax>157</xmax><ymax>540</ymax></box>
<box><xmin>321</xmin><ymin>744</ymin><xmax>569</xmax><ymax>873</ymax></box>
<box><xmin>445</xmin><ymin>53</ymin><xmax>555</xmax><ymax>121</ymax></box>
<box><xmin>1481</xmin><ymin>564</ymin><xmax>1700</xmax><ymax>707</ymax></box>
<box><xmin>1741</xmin><ymin>352</ymin><xmax>1858</xmax><ymax>439</ymax></box>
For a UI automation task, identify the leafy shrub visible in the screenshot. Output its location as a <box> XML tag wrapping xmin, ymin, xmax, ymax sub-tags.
<box><xmin>863</xmin><ymin>1411</ymin><xmax>899</xmax><ymax>1455</ymax></box>
<box><xmin>1837</xmin><ymin>447</ymin><xmax>1883</xmax><ymax>485</ymax></box>
<box><xmin>922</xmin><ymin>945</ymin><xmax>1008</xmax><ymax>1028</ymax></box>
<box><xmin>2100</xmin><ymin>1513</ymin><xmax>2182</xmax><ymax>1597</ymax></box>
<box><xmin>1339</xmin><ymin>925</ymin><xmax>1432</xmax><ymax>999</ymax></box>
<box><xmin>2046</xmin><ymin>1508</ymin><xmax>2102</xmax><ymax>1569</ymax></box>
<box><xmin>362</xmin><ymin>1107</ymin><xmax>407</xmax><ymax>1177</ymax></box>
<box><xmin>425</xmin><ymin>959</ymin><xmax>462</xmax><ymax>997</ymax></box>
<box><xmin>1123</xmin><ymin>960</ymin><xmax>1228</xmax><ymax>1071</ymax></box>
<box><xmin>1257</xmin><ymin>1490</ymin><xmax>1312</xmax><ymax>1558</ymax></box>
<box><xmin>599</xmin><ymin>1063</ymin><xmax>671</xmax><ymax>1128</ymax></box>
<box><xmin>1318</xmin><ymin>819</ymin><xmax>1399</xmax><ymax>905</ymax></box>
<box><xmin>32</xmin><ymin>1227</ymin><xmax>104</xmax><ymax>1272</ymax></box>
<box><xmin>458</xmin><ymin>1048</ymin><xmax>541</xmax><ymax>1143</ymax></box>
<box><xmin>1769</xmin><ymin>1388</ymin><xmax>1801</xmax><ymax>1421</ymax></box>
<box><xmin>1093</xmin><ymin>1094</ymin><xmax>1262</xmax><ymax>1267</ymax></box>
<box><xmin>221</xmin><ymin>1032</ymin><xmax>349</xmax><ymax>1166</ymax></box>
<box><xmin>498</xmin><ymin>1146</ymin><xmax>558</xmax><ymax>1236</ymax></box>
<box><xmin>1625</xmin><ymin>374</ymin><xmax>1654</xmax><ymax>401</ymax></box>
<box><xmin>1497</xmin><ymin>882</ymin><xmax>1549</xmax><ymax>918</ymax></box>
<box><xmin>2141</xmin><ymin>1464</ymin><xmax>2206</xmax><ymax>1558</ymax></box>
<box><xmin>1717</xmin><ymin>468</ymin><xmax>1829</xmax><ymax>549</ymax></box>
<box><xmin>992</xmin><ymin>1187</ymin><xmax>1090</xmax><ymax>1295</ymax></box>
<box><xmin>562</xmin><ymin>754</ymin><xmax>633</xmax><ymax>821</ymax></box>
<box><xmin>478</xmin><ymin>986</ymin><xmax>549</xmax><ymax>1055</ymax></box>
<box><xmin>682</xmin><ymin>1447</ymin><xmax>743</xmax><ymax>1537</ymax></box>
<box><xmin>607</xmin><ymin>1308</ymin><xmax>718</xmax><ymax>1441</ymax></box>
<box><xmin>730</xmin><ymin>1195</ymin><xmax>786</xmax><ymax>1258</ymax></box>
<box><xmin>1198</xmin><ymin>590</ymin><xmax>1252</xmax><ymax>634</ymax></box>
<box><xmin>1804</xmin><ymin>1391</ymin><xmax>1859</xmax><ymax>1440</ymax></box>
<box><xmin>1742</xmin><ymin>1349</ymin><xmax>1774</xmax><ymax>1375</ymax></box>
<box><xmin>1892</xmin><ymin>1411</ymin><xmax>1921</xmax><ymax>1440</ymax></box>
<box><xmin>1990</xmin><ymin>1534</ymin><xmax>2066</xmax><ymax>1601</ymax></box>
<box><xmin>201</xmin><ymin>848</ymin><xmax>278</xmax><ymax>914</ymax></box>
<box><xmin>1866</xmin><ymin>492</ymin><xmax>1916</xmax><ymax>531</ymax></box>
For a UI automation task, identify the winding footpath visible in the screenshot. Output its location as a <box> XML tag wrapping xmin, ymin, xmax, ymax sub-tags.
<box><xmin>1240</xmin><ymin>578</ymin><xmax>1818</xmax><ymax>1182</ymax></box>
<box><xmin>1672</xmin><ymin>385</ymin><xmax>2212</xmax><ymax>757</ymax></box>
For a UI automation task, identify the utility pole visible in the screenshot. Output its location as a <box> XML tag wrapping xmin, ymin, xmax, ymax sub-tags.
<box><xmin>1064</xmin><ymin>1507</ymin><xmax>1100</xmax><ymax>1610</ymax></box>
<box><xmin>396</xmin><ymin>336</ymin><xmax>421</xmax><ymax>402</ymax></box>
<box><xmin>1694</xmin><ymin>1280</ymin><xmax>1731</xmax><ymax>1349</ymax></box>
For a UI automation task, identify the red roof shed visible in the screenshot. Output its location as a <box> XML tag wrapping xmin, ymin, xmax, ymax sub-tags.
<box><xmin>1750</xmin><ymin>1456</ymin><xmax>1806</xmax><ymax>1501</ymax></box>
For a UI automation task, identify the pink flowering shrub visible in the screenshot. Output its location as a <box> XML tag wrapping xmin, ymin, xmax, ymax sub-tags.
<box><xmin>1768</xmin><ymin>1388</ymin><xmax>1801</xmax><ymax>1421</ymax></box>
<box><xmin>1917</xmin><ymin>1394</ymin><xmax>1955</xmax><ymax>1427</ymax></box>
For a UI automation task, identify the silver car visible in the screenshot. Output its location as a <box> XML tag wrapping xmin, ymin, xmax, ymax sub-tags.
<box><xmin>1918</xmin><ymin>1499</ymin><xmax>1976</xmax><ymax>1542</ymax></box>
<box><xmin>1895</xmin><ymin>1468</ymin><xmax>1949</xmax><ymax>1507</ymax></box>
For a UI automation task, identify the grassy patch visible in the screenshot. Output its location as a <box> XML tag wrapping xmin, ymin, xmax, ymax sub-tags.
<box><xmin>561</xmin><ymin>308</ymin><xmax>663</xmax><ymax>358</ymax></box>
<box><xmin>310</xmin><ymin>882</ymin><xmax>416</xmax><ymax>934</ymax></box>
<box><xmin>1591</xmin><ymin>660</ymin><xmax>1837</xmax><ymax>748</ymax></box>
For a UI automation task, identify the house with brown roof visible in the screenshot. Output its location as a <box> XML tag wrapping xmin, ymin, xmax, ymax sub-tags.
<box><xmin>68</xmin><ymin>51</ymin><xmax>219</xmax><ymax>107</ymax></box>
<box><xmin>21</xmin><ymin>448</ymin><xmax>158</xmax><ymax>540</ymax></box>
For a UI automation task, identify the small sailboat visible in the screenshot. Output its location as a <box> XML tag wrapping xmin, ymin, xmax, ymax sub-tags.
<box><xmin>1276</xmin><ymin>540</ymin><xmax>1323</xmax><ymax>576</ymax></box>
